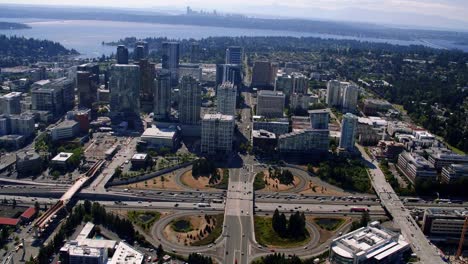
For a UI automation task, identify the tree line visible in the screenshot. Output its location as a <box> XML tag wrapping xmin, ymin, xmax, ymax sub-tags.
<box><xmin>272</xmin><ymin>209</ymin><xmax>307</xmax><ymax>239</ymax></box>
<box><xmin>0</xmin><ymin>35</ymin><xmax>78</xmax><ymax>67</ymax></box>
<box><xmin>28</xmin><ymin>201</ymin><xmax>149</xmax><ymax>264</ymax></box>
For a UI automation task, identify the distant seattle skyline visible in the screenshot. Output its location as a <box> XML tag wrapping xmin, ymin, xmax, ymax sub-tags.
<box><xmin>1</xmin><ymin>0</ymin><xmax>468</xmax><ymax>31</ymax></box>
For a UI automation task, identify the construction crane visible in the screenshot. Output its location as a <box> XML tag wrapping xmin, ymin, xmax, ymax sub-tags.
<box><xmin>456</xmin><ymin>216</ymin><xmax>468</xmax><ymax>258</ymax></box>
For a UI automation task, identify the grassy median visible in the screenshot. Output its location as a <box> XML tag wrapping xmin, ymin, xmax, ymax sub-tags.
<box><xmin>254</xmin><ymin>216</ymin><xmax>310</xmax><ymax>248</ymax></box>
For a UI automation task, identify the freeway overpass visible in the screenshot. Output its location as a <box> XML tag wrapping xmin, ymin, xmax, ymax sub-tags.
<box><xmin>33</xmin><ymin>160</ymin><xmax>105</xmax><ymax>236</ymax></box>
<box><xmin>358</xmin><ymin>144</ymin><xmax>445</xmax><ymax>264</ymax></box>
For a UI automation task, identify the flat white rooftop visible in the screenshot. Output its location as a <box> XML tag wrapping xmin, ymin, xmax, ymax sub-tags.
<box><xmin>109</xmin><ymin>242</ymin><xmax>144</xmax><ymax>264</ymax></box>
<box><xmin>141</xmin><ymin>126</ymin><xmax>176</xmax><ymax>139</ymax></box>
<box><xmin>51</xmin><ymin>152</ymin><xmax>73</xmax><ymax>162</ymax></box>
<box><xmin>131</xmin><ymin>153</ymin><xmax>148</xmax><ymax>160</ymax></box>
<box><xmin>203</xmin><ymin>113</ymin><xmax>234</xmax><ymax>121</ymax></box>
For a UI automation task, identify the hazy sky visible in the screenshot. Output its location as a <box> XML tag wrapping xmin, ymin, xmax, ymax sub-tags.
<box><xmin>3</xmin><ymin>0</ymin><xmax>468</xmax><ymax>29</ymax></box>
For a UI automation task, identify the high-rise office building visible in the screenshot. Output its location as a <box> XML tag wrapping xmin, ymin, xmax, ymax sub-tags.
<box><xmin>275</xmin><ymin>73</ymin><xmax>293</xmax><ymax>96</ymax></box>
<box><xmin>0</xmin><ymin>92</ymin><xmax>22</xmax><ymax>115</ymax></box>
<box><xmin>136</xmin><ymin>40</ymin><xmax>149</xmax><ymax>58</ymax></box>
<box><xmin>256</xmin><ymin>90</ymin><xmax>285</xmax><ymax>118</ymax></box>
<box><xmin>116</xmin><ymin>45</ymin><xmax>129</xmax><ymax>64</ymax></box>
<box><xmin>326</xmin><ymin>80</ymin><xmax>342</xmax><ymax>107</ymax></box>
<box><xmin>201</xmin><ymin>113</ymin><xmax>235</xmax><ymax>155</ymax></box>
<box><xmin>309</xmin><ymin>109</ymin><xmax>330</xmax><ymax>129</ymax></box>
<box><xmin>153</xmin><ymin>70</ymin><xmax>172</xmax><ymax>120</ymax></box>
<box><xmin>162</xmin><ymin>42</ymin><xmax>180</xmax><ymax>85</ymax></box>
<box><xmin>216</xmin><ymin>64</ymin><xmax>242</xmax><ymax>88</ymax></box>
<box><xmin>137</xmin><ymin>59</ymin><xmax>156</xmax><ymax>112</ymax></box>
<box><xmin>133</xmin><ymin>46</ymin><xmax>145</xmax><ymax>61</ymax></box>
<box><xmin>77</xmin><ymin>63</ymin><xmax>99</xmax><ymax>109</ymax></box>
<box><xmin>292</xmin><ymin>72</ymin><xmax>308</xmax><ymax>94</ymax></box>
<box><xmin>342</xmin><ymin>84</ymin><xmax>359</xmax><ymax>113</ymax></box>
<box><xmin>216</xmin><ymin>82</ymin><xmax>237</xmax><ymax>116</ymax></box>
<box><xmin>9</xmin><ymin>114</ymin><xmax>35</xmax><ymax>137</ymax></box>
<box><xmin>179</xmin><ymin>63</ymin><xmax>202</xmax><ymax>81</ymax></box>
<box><xmin>178</xmin><ymin>76</ymin><xmax>201</xmax><ymax>124</ymax></box>
<box><xmin>109</xmin><ymin>64</ymin><xmax>140</xmax><ymax>120</ymax></box>
<box><xmin>339</xmin><ymin>113</ymin><xmax>358</xmax><ymax>151</ymax></box>
<box><xmin>31</xmin><ymin>80</ymin><xmax>64</xmax><ymax>116</ymax></box>
<box><xmin>190</xmin><ymin>42</ymin><xmax>200</xmax><ymax>63</ymax></box>
<box><xmin>225</xmin><ymin>46</ymin><xmax>242</xmax><ymax>65</ymax></box>
<box><xmin>50</xmin><ymin>77</ymin><xmax>74</xmax><ymax>111</ymax></box>
<box><xmin>251</xmin><ymin>61</ymin><xmax>277</xmax><ymax>88</ymax></box>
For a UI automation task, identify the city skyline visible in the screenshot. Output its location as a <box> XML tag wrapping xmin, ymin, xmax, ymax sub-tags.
<box><xmin>2</xmin><ymin>0</ymin><xmax>468</xmax><ymax>30</ymax></box>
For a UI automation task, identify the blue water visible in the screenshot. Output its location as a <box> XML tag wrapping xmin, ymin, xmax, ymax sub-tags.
<box><xmin>0</xmin><ymin>18</ymin><xmax>466</xmax><ymax>58</ymax></box>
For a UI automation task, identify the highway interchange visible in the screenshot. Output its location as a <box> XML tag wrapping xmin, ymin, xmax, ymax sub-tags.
<box><xmin>0</xmin><ymin>88</ymin><xmax>457</xmax><ymax>264</ymax></box>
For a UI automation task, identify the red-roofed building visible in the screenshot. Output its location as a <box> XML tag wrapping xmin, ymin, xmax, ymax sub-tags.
<box><xmin>0</xmin><ymin>217</ymin><xmax>20</xmax><ymax>227</ymax></box>
<box><xmin>20</xmin><ymin>207</ymin><xmax>37</xmax><ymax>222</ymax></box>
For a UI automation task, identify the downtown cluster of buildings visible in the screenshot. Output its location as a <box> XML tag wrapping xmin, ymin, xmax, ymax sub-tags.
<box><xmin>250</xmin><ymin>77</ymin><xmax>360</xmax><ymax>158</ymax></box>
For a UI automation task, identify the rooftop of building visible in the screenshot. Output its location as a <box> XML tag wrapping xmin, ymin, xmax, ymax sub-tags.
<box><xmin>308</xmin><ymin>108</ymin><xmax>329</xmax><ymax>114</ymax></box>
<box><xmin>357</xmin><ymin>116</ymin><xmax>387</xmax><ymax>127</ymax></box>
<box><xmin>203</xmin><ymin>113</ymin><xmax>234</xmax><ymax>121</ymax></box>
<box><xmin>425</xmin><ymin>208</ymin><xmax>468</xmax><ymax>218</ymax></box>
<box><xmin>413</xmin><ymin>130</ymin><xmax>435</xmax><ymax>138</ymax></box>
<box><xmin>141</xmin><ymin>126</ymin><xmax>179</xmax><ymax>139</ymax></box>
<box><xmin>1</xmin><ymin>92</ymin><xmax>22</xmax><ymax>98</ymax></box>
<box><xmin>279</xmin><ymin>128</ymin><xmax>329</xmax><ymax>138</ymax></box>
<box><xmin>430</xmin><ymin>151</ymin><xmax>468</xmax><ymax>160</ymax></box>
<box><xmin>131</xmin><ymin>153</ymin><xmax>148</xmax><ymax>161</ymax></box>
<box><xmin>68</xmin><ymin>246</ymin><xmax>104</xmax><ymax>258</ymax></box>
<box><xmin>16</xmin><ymin>151</ymin><xmax>40</xmax><ymax>160</ymax></box>
<box><xmin>51</xmin><ymin>152</ymin><xmax>73</xmax><ymax>162</ymax></box>
<box><xmin>400</xmin><ymin>151</ymin><xmax>435</xmax><ymax>169</ymax></box>
<box><xmin>258</xmin><ymin>90</ymin><xmax>285</xmax><ymax>97</ymax></box>
<box><xmin>33</xmin><ymin>80</ymin><xmax>51</xmax><ymax>86</ymax></box>
<box><xmin>53</xmin><ymin>120</ymin><xmax>78</xmax><ymax>129</ymax></box>
<box><xmin>109</xmin><ymin>241</ymin><xmax>144</xmax><ymax>264</ymax></box>
<box><xmin>20</xmin><ymin>207</ymin><xmax>36</xmax><ymax>219</ymax></box>
<box><xmin>363</xmin><ymin>98</ymin><xmax>392</xmax><ymax>105</ymax></box>
<box><xmin>0</xmin><ymin>217</ymin><xmax>20</xmax><ymax>226</ymax></box>
<box><xmin>443</xmin><ymin>163</ymin><xmax>468</xmax><ymax>173</ymax></box>
<box><xmin>331</xmin><ymin>221</ymin><xmax>408</xmax><ymax>260</ymax></box>
<box><xmin>252</xmin><ymin>129</ymin><xmax>276</xmax><ymax>139</ymax></box>
<box><xmin>0</xmin><ymin>134</ymin><xmax>24</xmax><ymax>140</ymax></box>
<box><xmin>252</xmin><ymin>116</ymin><xmax>289</xmax><ymax>123</ymax></box>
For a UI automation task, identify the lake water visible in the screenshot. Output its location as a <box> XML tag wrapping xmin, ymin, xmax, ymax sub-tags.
<box><xmin>0</xmin><ymin>18</ymin><xmax>466</xmax><ymax>58</ymax></box>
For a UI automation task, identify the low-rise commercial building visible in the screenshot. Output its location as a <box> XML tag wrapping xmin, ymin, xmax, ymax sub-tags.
<box><xmin>387</xmin><ymin>121</ymin><xmax>412</xmax><ymax>136</ymax></box>
<box><xmin>140</xmin><ymin>126</ymin><xmax>180</xmax><ymax>151</ymax></box>
<box><xmin>51</xmin><ymin>120</ymin><xmax>80</xmax><ymax>141</ymax></box>
<box><xmin>428</xmin><ymin>152</ymin><xmax>468</xmax><ymax>170</ymax></box>
<box><xmin>256</xmin><ymin>90</ymin><xmax>285</xmax><ymax>118</ymax></box>
<box><xmin>109</xmin><ymin>241</ymin><xmax>144</xmax><ymax>264</ymax></box>
<box><xmin>0</xmin><ymin>134</ymin><xmax>25</xmax><ymax>150</ymax></box>
<box><xmin>362</xmin><ymin>98</ymin><xmax>392</xmax><ymax>115</ymax></box>
<box><xmin>252</xmin><ymin>116</ymin><xmax>289</xmax><ymax>135</ymax></box>
<box><xmin>201</xmin><ymin>113</ymin><xmax>234</xmax><ymax>156</ymax></box>
<box><xmin>278</xmin><ymin>129</ymin><xmax>329</xmax><ymax>154</ymax></box>
<box><xmin>397</xmin><ymin>151</ymin><xmax>437</xmax><ymax>184</ymax></box>
<box><xmin>422</xmin><ymin>208</ymin><xmax>468</xmax><ymax>243</ymax></box>
<box><xmin>16</xmin><ymin>151</ymin><xmax>42</xmax><ymax>176</ymax></box>
<box><xmin>51</xmin><ymin>152</ymin><xmax>73</xmax><ymax>169</ymax></box>
<box><xmin>252</xmin><ymin>129</ymin><xmax>277</xmax><ymax>152</ymax></box>
<box><xmin>130</xmin><ymin>153</ymin><xmax>151</xmax><ymax>169</ymax></box>
<box><xmin>441</xmin><ymin>164</ymin><xmax>468</xmax><ymax>184</ymax></box>
<box><xmin>329</xmin><ymin>221</ymin><xmax>409</xmax><ymax>264</ymax></box>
